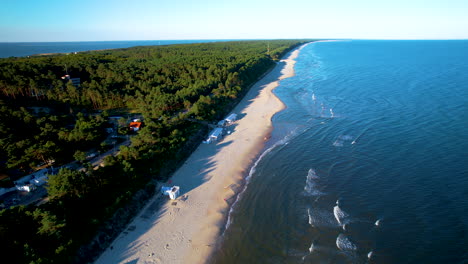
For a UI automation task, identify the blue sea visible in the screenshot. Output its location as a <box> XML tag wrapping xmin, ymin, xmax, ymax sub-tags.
<box><xmin>0</xmin><ymin>39</ymin><xmax>233</xmax><ymax>58</ymax></box>
<box><xmin>212</xmin><ymin>40</ymin><xmax>468</xmax><ymax>264</ymax></box>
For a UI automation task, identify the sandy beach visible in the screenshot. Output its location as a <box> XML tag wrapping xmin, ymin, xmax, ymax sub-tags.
<box><xmin>95</xmin><ymin>43</ymin><xmax>309</xmax><ymax>264</ymax></box>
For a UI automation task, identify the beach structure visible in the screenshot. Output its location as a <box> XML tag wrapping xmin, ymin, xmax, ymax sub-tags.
<box><xmin>12</xmin><ymin>167</ymin><xmax>55</xmax><ymax>190</ymax></box>
<box><xmin>225</xmin><ymin>113</ymin><xmax>237</xmax><ymax>124</ymax></box>
<box><xmin>204</xmin><ymin>127</ymin><xmax>224</xmax><ymax>143</ymax></box>
<box><xmin>216</xmin><ymin>113</ymin><xmax>237</xmax><ymax>127</ymax></box>
<box><xmin>129</xmin><ymin>121</ymin><xmax>142</xmax><ymax>132</ymax></box>
<box><xmin>161</xmin><ymin>186</ymin><xmax>180</xmax><ymax>200</ymax></box>
<box><xmin>14</xmin><ymin>175</ymin><xmax>33</xmax><ymax>186</ymax></box>
<box><xmin>16</xmin><ymin>184</ymin><xmax>36</xmax><ymax>192</ymax></box>
<box><xmin>217</xmin><ymin>119</ymin><xmax>227</xmax><ymax>127</ymax></box>
<box><xmin>61</xmin><ymin>74</ymin><xmax>80</xmax><ymax>86</ymax></box>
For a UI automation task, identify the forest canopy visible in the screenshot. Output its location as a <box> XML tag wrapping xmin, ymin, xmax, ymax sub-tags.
<box><xmin>0</xmin><ymin>39</ymin><xmax>310</xmax><ymax>263</ymax></box>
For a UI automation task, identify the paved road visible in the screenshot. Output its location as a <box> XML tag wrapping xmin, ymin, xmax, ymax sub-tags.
<box><xmin>1</xmin><ymin>138</ymin><xmax>131</xmax><ymax>209</ymax></box>
<box><xmin>88</xmin><ymin>139</ymin><xmax>131</xmax><ymax>168</ymax></box>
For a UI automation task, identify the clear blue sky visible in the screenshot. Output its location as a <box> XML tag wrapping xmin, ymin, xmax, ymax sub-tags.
<box><xmin>1</xmin><ymin>0</ymin><xmax>467</xmax><ymax>41</ymax></box>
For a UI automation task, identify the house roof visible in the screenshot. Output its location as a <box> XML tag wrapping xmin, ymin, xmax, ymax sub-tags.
<box><xmin>209</xmin><ymin>127</ymin><xmax>223</xmax><ymax>138</ymax></box>
<box><xmin>225</xmin><ymin>113</ymin><xmax>237</xmax><ymax>122</ymax></box>
<box><xmin>129</xmin><ymin>122</ymin><xmax>142</xmax><ymax>128</ymax></box>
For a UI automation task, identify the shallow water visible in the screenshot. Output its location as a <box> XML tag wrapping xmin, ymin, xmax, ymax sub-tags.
<box><xmin>212</xmin><ymin>40</ymin><xmax>468</xmax><ymax>264</ymax></box>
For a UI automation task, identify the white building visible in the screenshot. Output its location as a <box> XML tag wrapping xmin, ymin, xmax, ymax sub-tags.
<box><xmin>16</xmin><ymin>184</ymin><xmax>36</xmax><ymax>192</ymax></box>
<box><xmin>14</xmin><ymin>175</ymin><xmax>33</xmax><ymax>186</ymax></box>
<box><xmin>161</xmin><ymin>186</ymin><xmax>180</xmax><ymax>200</ymax></box>
<box><xmin>204</xmin><ymin>127</ymin><xmax>224</xmax><ymax>143</ymax></box>
<box><xmin>225</xmin><ymin>113</ymin><xmax>237</xmax><ymax>124</ymax></box>
<box><xmin>217</xmin><ymin>120</ymin><xmax>227</xmax><ymax>127</ymax></box>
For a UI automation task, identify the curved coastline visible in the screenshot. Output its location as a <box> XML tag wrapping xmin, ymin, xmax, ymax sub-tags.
<box><xmin>222</xmin><ymin>42</ymin><xmax>311</xmax><ymax>233</ymax></box>
<box><xmin>94</xmin><ymin>43</ymin><xmax>310</xmax><ymax>264</ymax></box>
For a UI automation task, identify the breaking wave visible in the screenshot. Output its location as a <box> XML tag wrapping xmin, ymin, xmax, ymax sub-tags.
<box><xmin>336</xmin><ymin>234</ymin><xmax>358</xmax><ymax>251</ymax></box>
<box><xmin>303</xmin><ymin>168</ymin><xmax>323</xmax><ymax>196</ymax></box>
<box><xmin>334</xmin><ymin>205</ymin><xmax>350</xmax><ymax>226</ymax></box>
<box><xmin>224</xmin><ymin>130</ymin><xmax>298</xmax><ymax>232</ymax></box>
<box><xmin>307</xmin><ymin>207</ymin><xmax>339</xmax><ymax>228</ymax></box>
<box><xmin>375</xmin><ymin>218</ymin><xmax>382</xmax><ymax>227</ymax></box>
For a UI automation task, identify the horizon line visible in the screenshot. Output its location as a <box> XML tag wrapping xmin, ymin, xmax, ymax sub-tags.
<box><xmin>1</xmin><ymin>38</ymin><xmax>468</xmax><ymax>43</ymax></box>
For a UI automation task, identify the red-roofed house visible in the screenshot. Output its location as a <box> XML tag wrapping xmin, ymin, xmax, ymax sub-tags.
<box><xmin>129</xmin><ymin>122</ymin><xmax>142</xmax><ymax>132</ymax></box>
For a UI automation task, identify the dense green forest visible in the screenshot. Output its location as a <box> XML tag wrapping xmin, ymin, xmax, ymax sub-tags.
<box><xmin>0</xmin><ymin>40</ymin><xmax>309</xmax><ymax>263</ymax></box>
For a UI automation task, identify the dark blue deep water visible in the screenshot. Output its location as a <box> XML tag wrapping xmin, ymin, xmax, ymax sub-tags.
<box><xmin>0</xmin><ymin>39</ymin><xmax>233</xmax><ymax>58</ymax></box>
<box><xmin>213</xmin><ymin>40</ymin><xmax>468</xmax><ymax>264</ymax></box>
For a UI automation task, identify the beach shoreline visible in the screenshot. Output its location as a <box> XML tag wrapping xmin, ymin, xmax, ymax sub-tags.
<box><xmin>94</xmin><ymin>43</ymin><xmax>310</xmax><ymax>264</ymax></box>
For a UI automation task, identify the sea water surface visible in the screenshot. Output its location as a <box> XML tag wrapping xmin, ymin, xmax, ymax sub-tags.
<box><xmin>212</xmin><ymin>40</ymin><xmax>468</xmax><ymax>264</ymax></box>
<box><xmin>0</xmin><ymin>39</ymin><xmax>233</xmax><ymax>58</ymax></box>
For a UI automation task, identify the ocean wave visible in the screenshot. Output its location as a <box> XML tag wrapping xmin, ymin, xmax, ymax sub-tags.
<box><xmin>333</xmin><ymin>140</ymin><xmax>344</xmax><ymax>147</ymax></box>
<box><xmin>301</xmin><ymin>241</ymin><xmax>317</xmax><ymax>261</ymax></box>
<box><xmin>336</xmin><ymin>233</ymin><xmax>358</xmax><ymax>251</ymax></box>
<box><xmin>303</xmin><ymin>168</ymin><xmax>324</xmax><ymax>196</ymax></box>
<box><xmin>307</xmin><ymin>207</ymin><xmax>339</xmax><ymax>228</ymax></box>
<box><xmin>223</xmin><ymin>129</ymin><xmax>299</xmax><ymax>233</ymax></box>
<box><xmin>334</xmin><ymin>204</ymin><xmax>350</xmax><ymax>227</ymax></box>
<box><xmin>375</xmin><ymin>218</ymin><xmax>382</xmax><ymax>227</ymax></box>
<box><xmin>333</xmin><ymin>134</ymin><xmax>354</xmax><ymax>147</ymax></box>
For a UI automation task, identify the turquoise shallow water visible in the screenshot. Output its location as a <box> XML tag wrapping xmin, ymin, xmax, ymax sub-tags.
<box><xmin>212</xmin><ymin>40</ymin><xmax>468</xmax><ymax>264</ymax></box>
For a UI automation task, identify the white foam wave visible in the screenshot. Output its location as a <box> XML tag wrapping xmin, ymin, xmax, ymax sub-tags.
<box><xmin>352</xmin><ymin>126</ymin><xmax>371</xmax><ymax>145</ymax></box>
<box><xmin>336</xmin><ymin>234</ymin><xmax>358</xmax><ymax>251</ymax></box>
<box><xmin>307</xmin><ymin>168</ymin><xmax>319</xmax><ymax>179</ymax></box>
<box><xmin>303</xmin><ymin>168</ymin><xmax>323</xmax><ymax>196</ymax></box>
<box><xmin>308</xmin><ymin>208</ymin><xmax>338</xmax><ymax>228</ymax></box>
<box><xmin>307</xmin><ymin>208</ymin><xmax>312</xmax><ymax>225</ymax></box>
<box><xmin>302</xmin><ymin>241</ymin><xmax>317</xmax><ymax>261</ymax></box>
<box><xmin>368</xmin><ymin>251</ymin><xmax>374</xmax><ymax>259</ymax></box>
<box><xmin>375</xmin><ymin>218</ymin><xmax>382</xmax><ymax>227</ymax></box>
<box><xmin>223</xmin><ymin>131</ymin><xmax>297</xmax><ymax>233</ymax></box>
<box><xmin>333</xmin><ymin>205</ymin><xmax>349</xmax><ymax>226</ymax></box>
<box><xmin>309</xmin><ymin>242</ymin><xmax>316</xmax><ymax>253</ymax></box>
